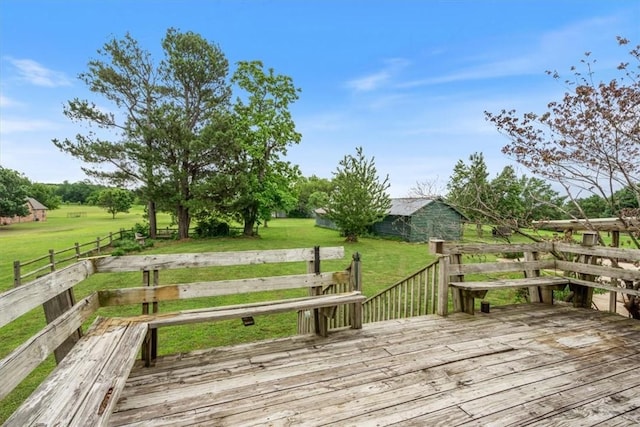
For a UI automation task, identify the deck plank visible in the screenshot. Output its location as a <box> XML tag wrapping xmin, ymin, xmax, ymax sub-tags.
<box><xmin>109</xmin><ymin>304</ymin><xmax>640</xmax><ymax>426</ymax></box>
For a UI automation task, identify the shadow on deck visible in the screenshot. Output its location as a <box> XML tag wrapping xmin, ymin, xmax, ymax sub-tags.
<box><xmin>110</xmin><ymin>304</ymin><xmax>640</xmax><ymax>426</ymax></box>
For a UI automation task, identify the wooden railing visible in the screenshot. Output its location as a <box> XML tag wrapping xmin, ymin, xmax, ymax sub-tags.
<box><xmin>1</xmin><ymin>247</ymin><xmax>358</xmax><ymax>401</ymax></box>
<box><xmin>434</xmin><ymin>235</ymin><xmax>640</xmax><ymax>317</ymax></box>
<box><xmin>362</xmin><ymin>260</ymin><xmax>439</xmax><ymax>323</ymax></box>
<box><xmin>2</xmin><ymin>246</ymin><xmax>366</xmax><ymax>425</ymax></box>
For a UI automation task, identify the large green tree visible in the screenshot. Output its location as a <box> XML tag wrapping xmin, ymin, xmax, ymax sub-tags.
<box><xmin>327</xmin><ymin>147</ymin><xmax>391</xmax><ymax>242</ymax></box>
<box><xmin>0</xmin><ymin>167</ymin><xmax>30</xmax><ymax>219</ymax></box>
<box><xmin>95</xmin><ymin>188</ymin><xmax>134</xmax><ymax>218</ymax></box>
<box><xmin>446</xmin><ymin>152</ymin><xmax>490</xmax><ymax>236</ymax></box>
<box><xmin>229</xmin><ymin>61</ymin><xmax>302</xmax><ymax>235</ymax></box>
<box><xmin>29</xmin><ymin>183</ymin><xmax>61</xmax><ymax>210</ymax></box>
<box><xmin>289</xmin><ymin>175</ymin><xmax>335</xmax><ymax>218</ymax></box>
<box><xmin>446</xmin><ymin>153</ymin><xmax>564</xmax><ymax>238</ymax></box>
<box><xmin>53</xmin><ymin>28</ymin><xmax>232</xmax><ymax>239</ymax></box>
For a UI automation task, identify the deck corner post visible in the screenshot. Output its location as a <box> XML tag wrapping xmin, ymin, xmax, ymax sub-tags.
<box><xmin>350</xmin><ymin>252</ymin><xmax>363</xmax><ymax>329</ymax></box>
<box><xmin>437</xmin><ymin>255</ymin><xmax>450</xmax><ymax>316</ymax></box>
<box><xmin>429</xmin><ymin>239</ymin><xmax>445</xmax><ymax>255</ymax></box>
<box><xmin>310</xmin><ymin>247</ymin><xmax>323</xmax><ymax>335</ymax></box>
<box><xmin>574</xmin><ymin>232</ymin><xmax>597</xmax><ymax>308</ymax></box>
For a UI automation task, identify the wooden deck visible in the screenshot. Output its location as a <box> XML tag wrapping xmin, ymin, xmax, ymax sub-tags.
<box><xmin>109</xmin><ymin>304</ymin><xmax>640</xmax><ymax>426</ymax></box>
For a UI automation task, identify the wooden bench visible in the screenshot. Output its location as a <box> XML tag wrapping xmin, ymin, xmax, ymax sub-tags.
<box><xmin>134</xmin><ymin>232</ymin><xmax>146</xmax><ymax>245</ymax></box>
<box><xmin>4</xmin><ymin>317</ymin><xmax>147</xmax><ymax>427</ymax></box>
<box><xmin>451</xmin><ymin>276</ymin><xmax>571</xmax><ymax>314</ymax></box>
<box><xmin>95</xmin><ymin>246</ymin><xmax>363</xmax><ymax>366</ymax></box>
<box><xmin>434</xmin><ymin>237</ymin><xmax>640</xmax><ymax>316</ymax></box>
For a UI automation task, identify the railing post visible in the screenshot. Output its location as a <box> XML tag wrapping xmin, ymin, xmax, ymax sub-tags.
<box><xmin>610</xmin><ymin>230</ymin><xmax>621</xmax><ymax>313</ymax></box>
<box><xmin>109</xmin><ymin>232</ymin><xmax>113</xmax><ymax>247</ymax></box>
<box><xmin>142</xmin><ymin>269</ymin><xmax>160</xmax><ymax>366</ymax></box>
<box><xmin>42</xmin><ymin>248</ymin><xmax>81</xmax><ymax>364</ymax></box>
<box><xmin>13</xmin><ymin>261</ymin><xmax>21</xmax><ymax>288</ymax></box>
<box><xmin>96</xmin><ymin>237</ymin><xmax>101</xmax><ymax>255</ymax></box>
<box><xmin>437</xmin><ymin>255</ymin><xmax>450</xmax><ymax>316</ymax></box>
<box><xmin>74</xmin><ymin>243</ymin><xmax>81</xmax><ymax>260</ymax></box>
<box><xmin>310</xmin><ymin>246</ymin><xmax>328</xmax><ymax>336</ymax></box>
<box><xmin>350</xmin><ymin>252</ymin><xmax>363</xmax><ymax>330</ymax></box>
<box><xmin>574</xmin><ymin>232</ymin><xmax>597</xmax><ymax>309</ymax></box>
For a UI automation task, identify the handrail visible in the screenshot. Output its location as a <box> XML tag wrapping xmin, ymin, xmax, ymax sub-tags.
<box><xmin>363</xmin><ymin>260</ymin><xmax>439</xmax><ymax>323</ymax></box>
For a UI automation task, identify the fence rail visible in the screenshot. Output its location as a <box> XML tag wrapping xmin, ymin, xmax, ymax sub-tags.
<box><xmin>13</xmin><ymin>229</ymin><xmax>134</xmax><ymax>287</ymax></box>
<box><xmin>362</xmin><ymin>260</ymin><xmax>439</xmax><ymax>323</ymax></box>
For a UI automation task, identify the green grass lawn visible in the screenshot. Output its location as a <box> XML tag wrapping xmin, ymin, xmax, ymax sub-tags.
<box><xmin>0</xmin><ymin>210</ymin><xmax>574</xmax><ymax>422</ymax></box>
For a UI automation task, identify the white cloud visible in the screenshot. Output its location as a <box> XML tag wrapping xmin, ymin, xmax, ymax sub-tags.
<box><xmin>346</xmin><ymin>70</ymin><xmax>391</xmax><ymax>92</ymax></box>
<box><xmin>6</xmin><ymin>57</ymin><xmax>71</xmax><ymax>87</ymax></box>
<box><xmin>399</xmin><ymin>12</ymin><xmax>626</xmax><ymax>89</ymax></box>
<box><xmin>0</xmin><ymin>94</ymin><xmax>21</xmax><ymax>108</ymax></box>
<box><xmin>0</xmin><ymin>117</ymin><xmax>59</xmax><ymax>134</ymax></box>
<box><xmin>345</xmin><ymin>58</ymin><xmax>410</xmax><ymax>92</ymax></box>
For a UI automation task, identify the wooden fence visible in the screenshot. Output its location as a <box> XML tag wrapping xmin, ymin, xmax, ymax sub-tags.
<box><xmin>13</xmin><ymin>228</ymin><xmax>140</xmax><ymax>287</ymax></box>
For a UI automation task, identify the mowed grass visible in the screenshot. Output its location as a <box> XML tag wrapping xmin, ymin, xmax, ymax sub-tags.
<box><xmin>0</xmin><ymin>208</ymin><xmax>436</xmax><ymax>422</ymax></box>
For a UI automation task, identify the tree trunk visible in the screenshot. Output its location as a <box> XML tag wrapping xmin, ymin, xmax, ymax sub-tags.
<box><xmin>243</xmin><ymin>219</ymin><xmax>256</xmax><ymax>236</ymax></box>
<box><xmin>177</xmin><ymin>205</ymin><xmax>190</xmax><ymax>239</ymax></box>
<box><xmin>243</xmin><ymin>205</ymin><xmax>259</xmax><ymax>236</ymax></box>
<box><xmin>147</xmin><ymin>200</ymin><xmax>157</xmax><ymax>239</ymax></box>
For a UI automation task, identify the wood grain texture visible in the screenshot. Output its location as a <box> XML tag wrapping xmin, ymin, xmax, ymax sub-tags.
<box><xmin>108</xmin><ymin>304</ymin><xmax>640</xmax><ymax>426</ymax></box>
<box><xmin>136</xmin><ymin>292</ymin><xmax>366</xmax><ymax>328</ymax></box>
<box><xmin>4</xmin><ymin>317</ymin><xmax>147</xmax><ymax>427</ymax></box>
<box><xmin>97</xmin><ymin>272</ymin><xmax>340</xmax><ymax>307</ymax></box>
<box><xmin>0</xmin><ymin>259</ymin><xmax>95</xmax><ymax>328</ymax></box>
<box><xmin>0</xmin><ymin>292</ymin><xmax>100</xmax><ymax>400</ymax></box>
<box><xmin>94</xmin><ymin>247</ymin><xmax>345</xmax><ymax>273</ymax></box>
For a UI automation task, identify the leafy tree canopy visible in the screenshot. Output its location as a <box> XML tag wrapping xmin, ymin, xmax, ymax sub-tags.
<box><xmin>95</xmin><ymin>188</ymin><xmax>134</xmax><ymax>218</ymax></box>
<box><xmin>30</xmin><ymin>183</ymin><xmax>62</xmax><ymax>210</ymax></box>
<box><xmin>228</xmin><ymin>60</ymin><xmax>302</xmax><ymax>235</ymax></box>
<box><xmin>327</xmin><ymin>147</ymin><xmax>391</xmax><ymax>242</ymax></box>
<box><xmin>0</xmin><ymin>167</ymin><xmax>31</xmax><ymax>218</ymax></box>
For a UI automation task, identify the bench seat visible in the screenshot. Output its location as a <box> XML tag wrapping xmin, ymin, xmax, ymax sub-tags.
<box><xmin>449</xmin><ymin>277</ymin><xmax>571</xmax><ymax>315</ymax></box>
<box><xmin>5</xmin><ymin>317</ymin><xmax>147</xmax><ymax>427</ymax></box>
<box><xmin>129</xmin><ymin>291</ymin><xmax>365</xmax><ymax>329</ymax></box>
<box><xmin>126</xmin><ymin>291</ymin><xmax>366</xmax><ymax>366</ymax></box>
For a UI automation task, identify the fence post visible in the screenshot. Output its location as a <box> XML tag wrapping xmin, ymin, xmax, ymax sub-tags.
<box><xmin>109</xmin><ymin>232</ymin><xmax>113</xmax><ymax>247</ymax></box>
<box><xmin>96</xmin><ymin>237</ymin><xmax>101</xmax><ymax>255</ymax></box>
<box><xmin>49</xmin><ymin>249</ymin><xmax>56</xmax><ymax>272</ymax></box>
<box><xmin>74</xmin><ymin>243</ymin><xmax>80</xmax><ymax>260</ymax></box>
<box><xmin>13</xmin><ymin>261</ymin><xmax>21</xmax><ymax>288</ymax></box>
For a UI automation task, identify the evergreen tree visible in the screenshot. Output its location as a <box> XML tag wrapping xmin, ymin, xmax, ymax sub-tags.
<box><xmin>327</xmin><ymin>147</ymin><xmax>391</xmax><ymax>242</ymax></box>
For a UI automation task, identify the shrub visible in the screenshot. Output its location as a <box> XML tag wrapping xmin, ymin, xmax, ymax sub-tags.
<box><xmin>194</xmin><ymin>217</ymin><xmax>230</xmax><ymax>238</ymax></box>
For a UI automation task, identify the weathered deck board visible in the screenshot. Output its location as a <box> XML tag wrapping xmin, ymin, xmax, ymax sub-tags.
<box><xmin>109</xmin><ymin>304</ymin><xmax>640</xmax><ymax>426</ymax></box>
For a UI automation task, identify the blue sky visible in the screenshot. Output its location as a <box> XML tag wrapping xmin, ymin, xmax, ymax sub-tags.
<box><xmin>1</xmin><ymin>0</ymin><xmax>638</xmax><ymax>197</ymax></box>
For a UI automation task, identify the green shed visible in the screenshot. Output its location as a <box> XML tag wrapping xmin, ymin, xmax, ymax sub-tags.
<box><xmin>372</xmin><ymin>198</ymin><xmax>467</xmax><ymax>242</ymax></box>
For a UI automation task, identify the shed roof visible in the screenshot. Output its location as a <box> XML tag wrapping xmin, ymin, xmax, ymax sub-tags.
<box><xmin>388</xmin><ymin>198</ymin><xmax>435</xmax><ymax>216</ymax></box>
<box><xmin>316</xmin><ymin>198</ymin><xmax>468</xmax><ymax>219</ymax></box>
<box><xmin>27</xmin><ymin>198</ymin><xmax>48</xmax><ymax>210</ymax></box>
